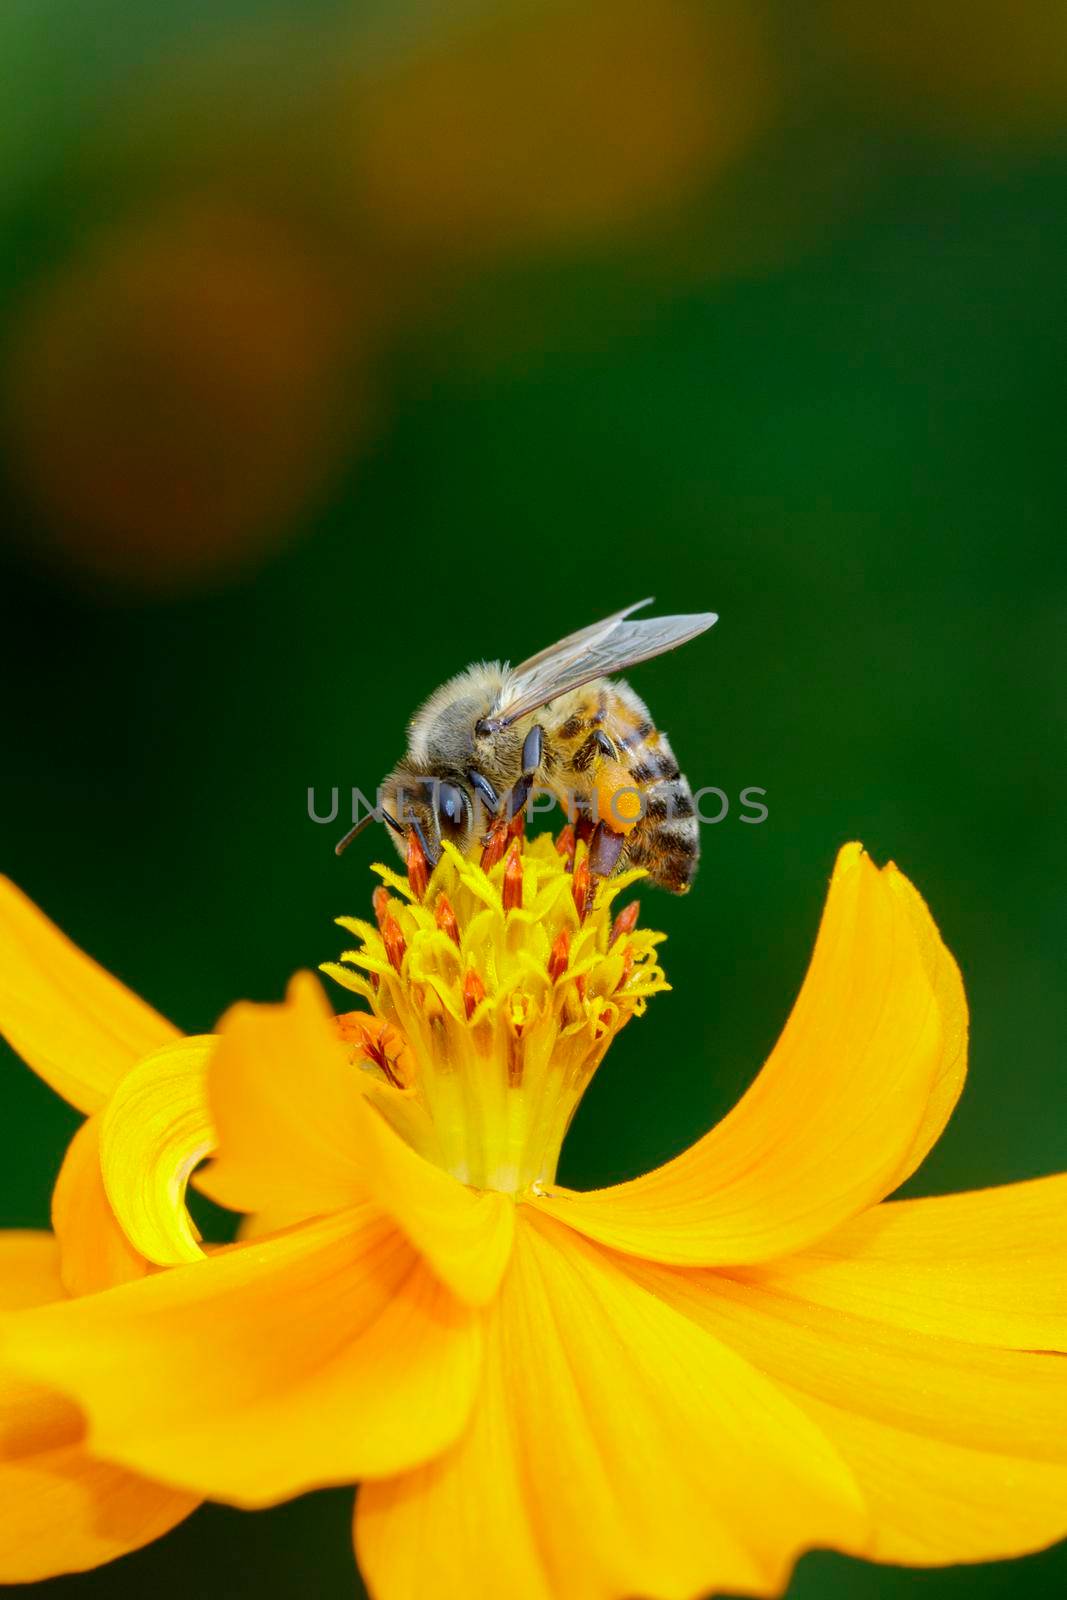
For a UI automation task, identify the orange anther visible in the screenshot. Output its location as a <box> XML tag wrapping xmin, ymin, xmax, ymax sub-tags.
<box><xmin>334</xmin><ymin>1013</ymin><xmax>411</xmax><ymax>1089</ymax></box>
<box><xmin>555</xmin><ymin>823</ymin><xmax>576</xmax><ymax>868</ymax></box>
<box><xmin>480</xmin><ymin>821</ymin><xmax>508</xmax><ymax>873</ymax></box>
<box><xmin>381</xmin><ymin>914</ymin><xmax>406</xmax><ymax>973</ymax></box>
<box><xmin>434</xmin><ymin>893</ymin><xmax>461</xmax><ymax>947</ymax></box>
<box><xmin>406</xmin><ymin>828</ymin><xmax>430</xmax><ymax>901</ymax></box>
<box><xmin>372</xmin><ymin>886</ymin><xmax>392</xmax><ymax>931</ymax></box>
<box><xmin>463</xmin><ymin>967</ymin><xmax>486</xmax><ymax>1020</ymax></box>
<box><xmin>503</xmin><ymin>843</ymin><xmax>524</xmax><ymax>912</ymax></box>
<box><xmin>548</xmin><ymin>925</ymin><xmax>571</xmax><ymax>982</ymax></box>
<box><xmin>610</xmin><ymin>900</ymin><xmax>639</xmax><ymax>947</ymax></box>
<box><xmin>572</xmin><ymin>858</ymin><xmax>592</xmax><ymax>922</ymax></box>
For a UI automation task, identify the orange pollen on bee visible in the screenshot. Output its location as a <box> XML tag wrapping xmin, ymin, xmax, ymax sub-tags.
<box><xmin>502</xmin><ymin>844</ymin><xmax>524</xmax><ymax>912</ymax></box>
<box><xmin>434</xmin><ymin>892</ymin><xmax>461</xmax><ymax>947</ymax></box>
<box><xmin>548</xmin><ymin>925</ymin><xmax>571</xmax><ymax>982</ymax></box>
<box><xmin>463</xmin><ymin>966</ymin><xmax>486</xmax><ymax>1019</ymax></box>
<box><xmin>610</xmin><ymin>900</ymin><xmax>640</xmax><ymax>947</ymax></box>
<box><xmin>381</xmin><ymin>914</ymin><xmax>406</xmax><ymax>973</ymax></box>
<box><xmin>406</xmin><ymin>829</ymin><xmax>430</xmax><ymax>901</ymax></box>
<box><xmin>596</xmin><ymin>759</ymin><xmax>643</xmax><ymax>835</ymax></box>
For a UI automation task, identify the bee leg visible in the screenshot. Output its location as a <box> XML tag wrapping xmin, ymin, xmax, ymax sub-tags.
<box><xmin>468</xmin><ymin>770</ymin><xmax>500</xmax><ymax>836</ymax></box>
<box><xmin>409</xmin><ymin>817</ymin><xmax>441</xmax><ymax>868</ymax></box>
<box><xmin>522</xmin><ymin>723</ymin><xmax>544</xmax><ymax>774</ymax></box>
<box><xmin>502</xmin><ymin>723</ymin><xmax>545</xmax><ymax>822</ymax></box>
<box><xmin>382</xmin><ymin>803</ymin><xmax>441</xmax><ymax>868</ymax></box>
<box><xmin>588</xmin><ymin>820</ymin><xmax>627</xmax><ymax>879</ymax></box>
<box><xmin>571</xmin><ymin>728</ymin><xmax>619</xmax><ymax>771</ymax></box>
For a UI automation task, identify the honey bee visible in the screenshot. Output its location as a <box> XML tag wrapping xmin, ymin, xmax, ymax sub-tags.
<box><xmin>336</xmin><ymin>599</ymin><xmax>717</xmax><ymax>892</ymax></box>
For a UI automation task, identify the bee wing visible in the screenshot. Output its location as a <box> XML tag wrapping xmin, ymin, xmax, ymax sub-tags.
<box><xmin>491</xmin><ymin>604</ymin><xmax>717</xmax><ymax>729</ymax></box>
<box><xmin>508</xmin><ymin>597</ymin><xmax>654</xmax><ymax>679</ymax></box>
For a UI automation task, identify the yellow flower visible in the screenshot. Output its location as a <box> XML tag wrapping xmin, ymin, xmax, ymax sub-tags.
<box><xmin>1</xmin><ymin>835</ymin><xmax>1066</xmax><ymax>1597</ymax></box>
<box><xmin>0</xmin><ymin>880</ymin><xmax>203</xmax><ymax>1579</ymax></box>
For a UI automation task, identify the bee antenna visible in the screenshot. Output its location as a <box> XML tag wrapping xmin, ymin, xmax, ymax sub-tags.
<box><xmin>334</xmin><ymin>812</ymin><xmax>378</xmax><ymax>857</ymax></box>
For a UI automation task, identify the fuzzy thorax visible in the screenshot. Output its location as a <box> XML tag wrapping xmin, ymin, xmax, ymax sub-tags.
<box><xmin>323</xmin><ymin>829</ymin><xmax>669</xmax><ymax>1196</ymax></box>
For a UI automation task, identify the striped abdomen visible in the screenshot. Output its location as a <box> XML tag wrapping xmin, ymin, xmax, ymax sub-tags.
<box><xmin>548</xmin><ymin>678</ymin><xmax>699</xmax><ymax>893</ymax></box>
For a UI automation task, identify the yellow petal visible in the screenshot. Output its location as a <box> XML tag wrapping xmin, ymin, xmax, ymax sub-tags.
<box><xmin>234</xmin><ymin>1208</ymin><xmax>310</xmax><ymax>1242</ymax></box>
<box><xmin>737</xmin><ymin>1172</ymin><xmax>1067</xmax><ymax>1350</ymax></box>
<box><xmin>536</xmin><ymin>844</ymin><xmax>952</xmax><ymax>1265</ymax></box>
<box><xmin>631</xmin><ymin>1261</ymin><xmax>1067</xmax><ymax>1568</ymax></box>
<box><xmin>52</xmin><ymin>1117</ymin><xmax>148</xmax><ymax>1298</ymax></box>
<box><xmin>0</xmin><ymin>1231</ymin><xmax>196</xmax><ymax>1581</ymax></box>
<box><xmin>201</xmin><ymin>971</ymin><xmax>371</xmax><ymax>1220</ymax></box>
<box><xmin>0</xmin><ymin>1230</ymin><xmax>65</xmax><ymax>1309</ymax></box>
<box><xmin>0</xmin><ymin>876</ymin><xmax>176</xmax><ymax>1113</ymax></box>
<box><xmin>350</xmin><ymin>1086</ymin><xmax>514</xmax><ymax>1307</ymax></box>
<box><xmin>99</xmin><ymin>1036</ymin><xmax>217</xmax><ymax>1267</ymax></box>
<box><xmin>882</xmin><ymin>861</ymin><xmax>968</xmax><ymax>1181</ymax></box>
<box><xmin>2</xmin><ymin>1205</ymin><xmax>481</xmax><ymax>1507</ymax></box>
<box><xmin>0</xmin><ymin>1427</ymin><xmax>198</xmax><ymax>1587</ymax></box>
<box><xmin>356</xmin><ymin>1209</ymin><xmax>867</xmax><ymax>1600</ymax></box>
<box><xmin>203</xmin><ymin>973</ymin><xmax>513</xmax><ymax>1304</ymax></box>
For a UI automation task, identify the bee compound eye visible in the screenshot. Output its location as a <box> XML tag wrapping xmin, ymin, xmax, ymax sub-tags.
<box><xmin>436</xmin><ymin>782</ymin><xmax>469</xmax><ymax>835</ymax></box>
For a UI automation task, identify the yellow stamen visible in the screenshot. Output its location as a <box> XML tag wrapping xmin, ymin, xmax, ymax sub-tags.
<box><xmin>324</xmin><ymin>831</ymin><xmax>669</xmax><ymax>1195</ymax></box>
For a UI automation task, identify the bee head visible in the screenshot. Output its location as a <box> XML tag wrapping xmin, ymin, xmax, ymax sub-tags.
<box><xmin>380</xmin><ymin>770</ymin><xmax>478</xmax><ymax>867</ymax></box>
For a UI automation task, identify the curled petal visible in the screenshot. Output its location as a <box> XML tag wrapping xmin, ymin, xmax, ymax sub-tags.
<box><xmin>99</xmin><ymin>1038</ymin><xmax>217</xmax><ymax>1267</ymax></box>
<box><xmin>0</xmin><ymin>876</ymin><xmax>176</xmax><ymax>1113</ymax></box>
<box><xmin>2</xmin><ymin>1207</ymin><xmax>481</xmax><ymax>1507</ymax></box>
<box><xmin>536</xmin><ymin>844</ymin><xmax>955</xmax><ymax>1266</ymax></box>
<box><xmin>52</xmin><ymin>1118</ymin><xmax>147</xmax><ymax>1297</ymax></box>
<box><xmin>357</xmin><ymin>1210</ymin><xmax>866</xmax><ymax>1600</ymax></box>
<box><xmin>882</xmin><ymin>862</ymin><xmax>967</xmax><ymax>1182</ymax></box>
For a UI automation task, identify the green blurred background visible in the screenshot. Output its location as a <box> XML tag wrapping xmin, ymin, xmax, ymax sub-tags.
<box><xmin>2</xmin><ymin>0</ymin><xmax>1066</xmax><ymax>1594</ymax></box>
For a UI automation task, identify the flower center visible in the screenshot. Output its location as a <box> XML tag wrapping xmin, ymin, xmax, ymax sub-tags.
<box><xmin>322</xmin><ymin>824</ymin><xmax>669</xmax><ymax>1196</ymax></box>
